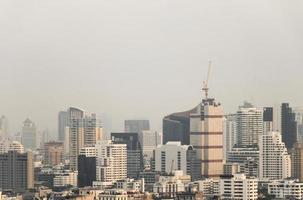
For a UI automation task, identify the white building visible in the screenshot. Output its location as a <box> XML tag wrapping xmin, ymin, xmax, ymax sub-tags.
<box><xmin>0</xmin><ymin>140</ymin><xmax>24</xmax><ymax>154</ymax></box>
<box><xmin>95</xmin><ymin>140</ymin><xmax>127</xmax><ymax>183</ymax></box>
<box><xmin>268</xmin><ymin>179</ymin><xmax>303</xmax><ymax>200</ymax></box>
<box><xmin>99</xmin><ymin>190</ymin><xmax>128</xmax><ymax>200</ymax></box>
<box><xmin>223</xmin><ymin>114</ymin><xmax>237</xmax><ymax>161</ymax></box>
<box><xmin>220</xmin><ymin>173</ymin><xmax>258</xmax><ymax>200</ymax></box>
<box><xmin>53</xmin><ymin>171</ymin><xmax>77</xmax><ymax>187</ymax></box>
<box><xmin>190</xmin><ymin>98</ymin><xmax>224</xmax><ymax>179</ymax></box>
<box><xmin>140</xmin><ymin>130</ymin><xmax>162</xmax><ymax>159</ymax></box>
<box><xmin>9</xmin><ymin>141</ymin><xmax>24</xmax><ymax>153</ymax></box>
<box><xmin>115</xmin><ymin>178</ymin><xmax>145</xmax><ymax>192</ymax></box>
<box><xmin>236</xmin><ymin>102</ymin><xmax>263</xmax><ymax>147</ymax></box>
<box><xmin>259</xmin><ymin>131</ymin><xmax>291</xmax><ymax>180</ymax></box>
<box><xmin>153</xmin><ymin>172</ymin><xmax>187</xmax><ymax>198</ymax></box>
<box><xmin>154</xmin><ymin>141</ymin><xmax>190</xmax><ymax>174</ymax></box>
<box><xmin>79</xmin><ymin>146</ymin><xmax>97</xmax><ymax>157</ymax></box>
<box><xmin>188</xmin><ymin>179</ymin><xmax>219</xmax><ymax>197</ymax></box>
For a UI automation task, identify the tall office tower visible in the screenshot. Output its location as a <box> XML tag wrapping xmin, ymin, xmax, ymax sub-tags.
<box><xmin>9</xmin><ymin>141</ymin><xmax>24</xmax><ymax>153</ymax></box>
<box><xmin>281</xmin><ymin>103</ymin><xmax>297</xmax><ymax>150</ymax></box>
<box><xmin>125</xmin><ymin>120</ymin><xmax>150</xmax><ymax>133</ymax></box>
<box><xmin>223</xmin><ymin>114</ymin><xmax>237</xmax><ymax>161</ymax></box>
<box><xmin>163</xmin><ymin>108</ymin><xmax>197</xmax><ymax>145</ymax></box>
<box><xmin>58</xmin><ymin>111</ymin><xmax>68</xmax><ymax>142</ymax></box>
<box><xmin>111</xmin><ymin>132</ymin><xmax>144</xmax><ymax>179</ymax></box>
<box><xmin>154</xmin><ymin>141</ymin><xmax>200</xmax><ymax>181</ymax></box>
<box><xmin>44</xmin><ymin>141</ymin><xmax>64</xmax><ymax>166</ymax></box>
<box><xmin>0</xmin><ymin>115</ymin><xmax>8</xmax><ymax>139</ymax></box>
<box><xmin>263</xmin><ymin>107</ymin><xmax>274</xmax><ymax>134</ymax></box>
<box><xmin>236</xmin><ymin>102</ymin><xmax>263</xmax><ymax>147</ymax></box>
<box><xmin>0</xmin><ymin>151</ymin><xmax>34</xmax><ymax>193</ymax></box>
<box><xmin>95</xmin><ymin>140</ymin><xmax>127</xmax><ymax>183</ymax></box>
<box><xmin>78</xmin><ymin>146</ymin><xmax>97</xmax><ymax>187</ymax></box>
<box><xmin>22</xmin><ymin>118</ymin><xmax>37</xmax><ymax>150</ymax></box>
<box><xmin>259</xmin><ymin>131</ymin><xmax>291</xmax><ymax>180</ymax></box>
<box><xmin>291</xmin><ymin>143</ymin><xmax>303</xmax><ymax>182</ymax></box>
<box><xmin>67</xmin><ymin>107</ymin><xmax>102</xmax><ymax>170</ymax></box>
<box><xmin>140</xmin><ymin>130</ymin><xmax>162</xmax><ymax>159</ymax></box>
<box><xmin>294</xmin><ymin>107</ymin><xmax>303</xmax><ymax>143</ymax></box>
<box><xmin>190</xmin><ymin>98</ymin><xmax>224</xmax><ymax>179</ymax></box>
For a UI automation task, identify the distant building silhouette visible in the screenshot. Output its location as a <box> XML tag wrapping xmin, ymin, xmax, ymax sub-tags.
<box><xmin>281</xmin><ymin>103</ymin><xmax>297</xmax><ymax>149</ymax></box>
<box><xmin>22</xmin><ymin>118</ymin><xmax>37</xmax><ymax>150</ymax></box>
<box><xmin>163</xmin><ymin>107</ymin><xmax>197</xmax><ymax>145</ymax></box>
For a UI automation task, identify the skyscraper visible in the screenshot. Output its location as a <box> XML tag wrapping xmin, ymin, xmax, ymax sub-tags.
<box><xmin>58</xmin><ymin>111</ymin><xmax>68</xmax><ymax>142</ymax></box>
<box><xmin>22</xmin><ymin>118</ymin><xmax>37</xmax><ymax>150</ymax></box>
<box><xmin>263</xmin><ymin>107</ymin><xmax>274</xmax><ymax>134</ymax></box>
<box><xmin>95</xmin><ymin>140</ymin><xmax>127</xmax><ymax>183</ymax></box>
<box><xmin>111</xmin><ymin>132</ymin><xmax>144</xmax><ymax>179</ymax></box>
<box><xmin>223</xmin><ymin>114</ymin><xmax>237</xmax><ymax>161</ymax></box>
<box><xmin>236</xmin><ymin>102</ymin><xmax>263</xmax><ymax>147</ymax></box>
<box><xmin>0</xmin><ymin>115</ymin><xmax>8</xmax><ymax>139</ymax></box>
<box><xmin>190</xmin><ymin>98</ymin><xmax>224</xmax><ymax>179</ymax></box>
<box><xmin>67</xmin><ymin>107</ymin><xmax>102</xmax><ymax>170</ymax></box>
<box><xmin>0</xmin><ymin>151</ymin><xmax>34</xmax><ymax>193</ymax></box>
<box><xmin>259</xmin><ymin>131</ymin><xmax>291</xmax><ymax>180</ymax></box>
<box><xmin>44</xmin><ymin>141</ymin><xmax>64</xmax><ymax>166</ymax></box>
<box><xmin>78</xmin><ymin>146</ymin><xmax>97</xmax><ymax>187</ymax></box>
<box><xmin>140</xmin><ymin>130</ymin><xmax>162</xmax><ymax>159</ymax></box>
<box><xmin>294</xmin><ymin>107</ymin><xmax>303</xmax><ymax>143</ymax></box>
<box><xmin>125</xmin><ymin>120</ymin><xmax>150</xmax><ymax>133</ymax></box>
<box><xmin>281</xmin><ymin>103</ymin><xmax>297</xmax><ymax>150</ymax></box>
<box><xmin>163</xmin><ymin>108</ymin><xmax>197</xmax><ymax>145</ymax></box>
<box><xmin>291</xmin><ymin>143</ymin><xmax>303</xmax><ymax>182</ymax></box>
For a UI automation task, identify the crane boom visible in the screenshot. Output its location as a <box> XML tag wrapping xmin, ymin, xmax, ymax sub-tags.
<box><xmin>202</xmin><ymin>61</ymin><xmax>212</xmax><ymax>99</ymax></box>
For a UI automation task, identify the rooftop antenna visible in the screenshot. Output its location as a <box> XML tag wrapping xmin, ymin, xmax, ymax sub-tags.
<box><xmin>202</xmin><ymin>61</ymin><xmax>212</xmax><ymax>99</ymax></box>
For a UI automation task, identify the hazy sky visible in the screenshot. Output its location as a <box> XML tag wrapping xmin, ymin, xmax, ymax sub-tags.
<box><xmin>0</xmin><ymin>0</ymin><xmax>302</xmax><ymax>137</ymax></box>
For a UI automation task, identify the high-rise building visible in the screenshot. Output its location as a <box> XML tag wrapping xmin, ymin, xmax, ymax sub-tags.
<box><xmin>259</xmin><ymin>131</ymin><xmax>291</xmax><ymax>180</ymax></box>
<box><xmin>140</xmin><ymin>130</ymin><xmax>162</xmax><ymax>159</ymax></box>
<box><xmin>9</xmin><ymin>141</ymin><xmax>24</xmax><ymax>153</ymax></box>
<box><xmin>125</xmin><ymin>120</ymin><xmax>150</xmax><ymax>133</ymax></box>
<box><xmin>78</xmin><ymin>146</ymin><xmax>97</xmax><ymax>187</ymax></box>
<box><xmin>291</xmin><ymin>143</ymin><xmax>303</xmax><ymax>182</ymax></box>
<box><xmin>223</xmin><ymin>114</ymin><xmax>237</xmax><ymax>161</ymax></box>
<box><xmin>154</xmin><ymin>141</ymin><xmax>200</xmax><ymax>180</ymax></box>
<box><xmin>95</xmin><ymin>140</ymin><xmax>127</xmax><ymax>183</ymax></box>
<box><xmin>263</xmin><ymin>107</ymin><xmax>274</xmax><ymax>134</ymax></box>
<box><xmin>67</xmin><ymin>107</ymin><xmax>102</xmax><ymax>170</ymax></box>
<box><xmin>0</xmin><ymin>115</ymin><xmax>8</xmax><ymax>139</ymax></box>
<box><xmin>22</xmin><ymin>118</ymin><xmax>37</xmax><ymax>150</ymax></box>
<box><xmin>0</xmin><ymin>151</ymin><xmax>34</xmax><ymax>193</ymax></box>
<box><xmin>190</xmin><ymin>98</ymin><xmax>224</xmax><ymax>179</ymax></box>
<box><xmin>111</xmin><ymin>132</ymin><xmax>143</xmax><ymax>179</ymax></box>
<box><xmin>227</xmin><ymin>147</ymin><xmax>259</xmax><ymax>177</ymax></box>
<box><xmin>294</xmin><ymin>107</ymin><xmax>303</xmax><ymax>143</ymax></box>
<box><xmin>236</xmin><ymin>102</ymin><xmax>263</xmax><ymax>147</ymax></box>
<box><xmin>44</xmin><ymin>141</ymin><xmax>64</xmax><ymax>166</ymax></box>
<box><xmin>219</xmin><ymin>173</ymin><xmax>258</xmax><ymax>200</ymax></box>
<box><xmin>163</xmin><ymin>108</ymin><xmax>197</xmax><ymax>145</ymax></box>
<box><xmin>58</xmin><ymin>111</ymin><xmax>68</xmax><ymax>142</ymax></box>
<box><xmin>281</xmin><ymin>103</ymin><xmax>297</xmax><ymax>150</ymax></box>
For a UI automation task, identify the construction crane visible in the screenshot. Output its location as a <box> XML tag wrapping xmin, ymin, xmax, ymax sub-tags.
<box><xmin>202</xmin><ymin>61</ymin><xmax>212</xmax><ymax>99</ymax></box>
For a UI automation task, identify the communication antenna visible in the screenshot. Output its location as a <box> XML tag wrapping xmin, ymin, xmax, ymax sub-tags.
<box><xmin>202</xmin><ymin>61</ymin><xmax>212</xmax><ymax>99</ymax></box>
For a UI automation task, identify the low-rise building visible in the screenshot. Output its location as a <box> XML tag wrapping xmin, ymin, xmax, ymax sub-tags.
<box><xmin>219</xmin><ymin>173</ymin><xmax>258</xmax><ymax>200</ymax></box>
<box><xmin>268</xmin><ymin>179</ymin><xmax>303</xmax><ymax>200</ymax></box>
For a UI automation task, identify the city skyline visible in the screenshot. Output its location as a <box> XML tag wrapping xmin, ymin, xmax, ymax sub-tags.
<box><xmin>0</xmin><ymin>0</ymin><xmax>303</xmax><ymax>137</ymax></box>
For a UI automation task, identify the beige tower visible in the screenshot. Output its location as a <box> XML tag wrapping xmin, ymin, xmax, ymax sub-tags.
<box><xmin>190</xmin><ymin>98</ymin><xmax>224</xmax><ymax>179</ymax></box>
